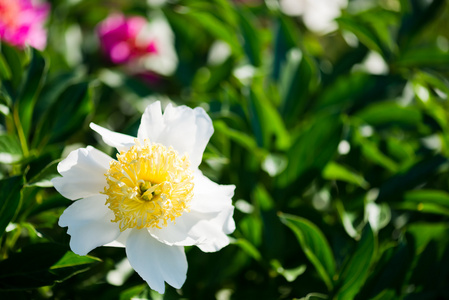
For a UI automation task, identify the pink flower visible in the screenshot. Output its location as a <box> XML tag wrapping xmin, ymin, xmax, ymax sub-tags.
<box><xmin>0</xmin><ymin>0</ymin><xmax>50</xmax><ymax>50</ymax></box>
<box><xmin>97</xmin><ymin>13</ymin><xmax>178</xmax><ymax>76</ymax></box>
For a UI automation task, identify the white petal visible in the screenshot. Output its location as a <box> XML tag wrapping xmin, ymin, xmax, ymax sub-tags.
<box><xmin>137</xmin><ymin>101</ymin><xmax>164</xmax><ymax>143</ymax></box>
<box><xmin>126</xmin><ymin>229</ymin><xmax>187</xmax><ymax>294</ymax></box>
<box><xmin>149</xmin><ymin>208</ymin><xmax>234</xmax><ymax>252</ymax></box>
<box><xmin>59</xmin><ymin>195</ymin><xmax>121</xmax><ymax>256</ymax></box>
<box><xmin>52</xmin><ymin>146</ymin><xmax>111</xmax><ymax>200</ymax></box>
<box><xmin>137</xmin><ymin>102</ymin><xmax>213</xmax><ymax>168</ymax></box>
<box><xmin>191</xmin><ymin>170</ymin><xmax>236</xmax><ymax>235</ymax></box>
<box><xmin>149</xmin><ymin>171</ymin><xmax>235</xmax><ymax>251</ymax></box>
<box><xmin>104</xmin><ymin>229</ymin><xmax>131</xmax><ymax>248</ymax></box>
<box><xmin>90</xmin><ymin>123</ymin><xmax>136</xmax><ymax>153</ymax></box>
<box><xmin>191</xmin><ymin>170</ymin><xmax>235</xmax><ymax>214</ymax></box>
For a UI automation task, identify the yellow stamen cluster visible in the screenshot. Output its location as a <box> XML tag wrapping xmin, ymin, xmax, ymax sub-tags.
<box><xmin>103</xmin><ymin>140</ymin><xmax>194</xmax><ymax>231</ymax></box>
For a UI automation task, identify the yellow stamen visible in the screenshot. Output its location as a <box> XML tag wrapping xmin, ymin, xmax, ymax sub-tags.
<box><xmin>103</xmin><ymin>140</ymin><xmax>194</xmax><ymax>231</ymax></box>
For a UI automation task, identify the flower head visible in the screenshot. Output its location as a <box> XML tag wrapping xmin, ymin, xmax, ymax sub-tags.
<box><xmin>280</xmin><ymin>0</ymin><xmax>347</xmax><ymax>34</ymax></box>
<box><xmin>53</xmin><ymin>102</ymin><xmax>235</xmax><ymax>293</ymax></box>
<box><xmin>97</xmin><ymin>13</ymin><xmax>178</xmax><ymax>76</ymax></box>
<box><xmin>0</xmin><ymin>0</ymin><xmax>50</xmax><ymax>50</ymax></box>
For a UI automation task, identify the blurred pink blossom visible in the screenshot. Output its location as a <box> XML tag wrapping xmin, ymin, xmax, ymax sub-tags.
<box><xmin>0</xmin><ymin>0</ymin><xmax>50</xmax><ymax>50</ymax></box>
<box><xmin>97</xmin><ymin>13</ymin><xmax>177</xmax><ymax>76</ymax></box>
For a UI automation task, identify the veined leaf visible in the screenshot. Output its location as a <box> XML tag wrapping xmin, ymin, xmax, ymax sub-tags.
<box><xmin>279</xmin><ymin>213</ymin><xmax>336</xmax><ymax>290</ymax></box>
<box><xmin>16</xmin><ymin>48</ymin><xmax>47</xmax><ymax>139</ymax></box>
<box><xmin>335</xmin><ymin>224</ymin><xmax>376</xmax><ymax>299</ymax></box>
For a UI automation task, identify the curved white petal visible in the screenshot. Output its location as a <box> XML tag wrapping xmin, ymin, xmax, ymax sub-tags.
<box><xmin>137</xmin><ymin>102</ymin><xmax>213</xmax><ymax>168</ymax></box>
<box><xmin>104</xmin><ymin>229</ymin><xmax>131</xmax><ymax>248</ymax></box>
<box><xmin>191</xmin><ymin>170</ymin><xmax>235</xmax><ymax>214</ymax></box>
<box><xmin>52</xmin><ymin>146</ymin><xmax>111</xmax><ymax>200</ymax></box>
<box><xmin>191</xmin><ymin>170</ymin><xmax>236</xmax><ymax>235</ymax></box>
<box><xmin>59</xmin><ymin>195</ymin><xmax>121</xmax><ymax>256</ymax></box>
<box><xmin>90</xmin><ymin>123</ymin><xmax>136</xmax><ymax>153</ymax></box>
<box><xmin>126</xmin><ymin>229</ymin><xmax>187</xmax><ymax>294</ymax></box>
<box><xmin>149</xmin><ymin>170</ymin><xmax>235</xmax><ymax>252</ymax></box>
<box><xmin>149</xmin><ymin>210</ymin><xmax>232</xmax><ymax>252</ymax></box>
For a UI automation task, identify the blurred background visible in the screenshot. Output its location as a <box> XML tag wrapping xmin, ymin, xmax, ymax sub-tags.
<box><xmin>1</xmin><ymin>0</ymin><xmax>449</xmax><ymax>299</ymax></box>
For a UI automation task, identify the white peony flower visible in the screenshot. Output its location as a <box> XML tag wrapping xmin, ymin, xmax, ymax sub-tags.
<box><xmin>279</xmin><ymin>0</ymin><xmax>348</xmax><ymax>34</ymax></box>
<box><xmin>52</xmin><ymin>101</ymin><xmax>235</xmax><ymax>294</ymax></box>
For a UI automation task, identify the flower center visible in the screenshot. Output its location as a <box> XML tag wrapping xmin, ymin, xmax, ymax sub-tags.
<box><xmin>103</xmin><ymin>140</ymin><xmax>194</xmax><ymax>231</ymax></box>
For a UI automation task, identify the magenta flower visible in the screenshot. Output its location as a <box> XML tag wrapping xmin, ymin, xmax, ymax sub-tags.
<box><xmin>97</xmin><ymin>13</ymin><xmax>178</xmax><ymax>76</ymax></box>
<box><xmin>0</xmin><ymin>0</ymin><xmax>50</xmax><ymax>50</ymax></box>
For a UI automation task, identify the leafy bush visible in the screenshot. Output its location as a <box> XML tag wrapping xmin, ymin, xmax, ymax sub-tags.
<box><xmin>1</xmin><ymin>0</ymin><xmax>449</xmax><ymax>299</ymax></box>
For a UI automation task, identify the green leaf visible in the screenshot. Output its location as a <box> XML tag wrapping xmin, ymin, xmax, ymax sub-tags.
<box><xmin>33</xmin><ymin>81</ymin><xmax>93</xmax><ymax>146</ymax></box>
<box><xmin>49</xmin><ymin>251</ymin><xmax>101</xmax><ymax>280</ymax></box>
<box><xmin>247</xmin><ymin>83</ymin><xmax>290</xmax><ymax>150</ymax></box>
<box><xmin>298</xmin><ymin>293</ymin><xmax>328</xmax><ymax>300</ymax></box>
<box><xmin>0</xmin><ymin>42</ymin><xmax>24</xmax><ymax>90</ymax></box>
<box><xmin>0</xmin><ymin>176</ymin><xmax>23</xmax><ymax>237</ymax></box>
<box><xmin>0</xmin><ymin>50</ymin><xmax>11</xmax><ymax>80</ymax></box>
<box><xmin>271</xmin><ymin>259</ymin><xmax>307</xmax><ymax>282</ymax></box>
<box><xmin>392</xmin><ymin>202</ymin><xmax>449</xmax><ymax>217</ymax></box>
<box><xmin>279</xmin><ymin>213</ymin><xmax>336</xmax><ymax>290</ymax></box>
<box><xmin>315</xmin><ymin>74</ymin><xmax>404</xmax><ymax>113</ymax></box>
<box><xmin>233</xmin><ymin>238</ymin><xmax>262</xmax><ymax>262</ymax></box>
<box><xmin>336</xmin><ymin>15</ymin><xmax>388</xmax><ymax>57</ymax></box>
<box><xmin>322</xmin><ymin>162</ymin><xmax>369</xmax><ymax>189</ymax></box>
<box><xmin>406</xmin><ymin>222</ymin><xmax>448</xmax><ymax>254</ymax></box>
<box><xmin>355</xmin><ymin>102</ymin><xmax>422</xmax><ymax>128</ymax></box>
<box><xmin>238</xmin><ymin>214</ymin><xmax>262</xmax><ymax>247</ymax></box>
<box><xmin>278</xmin><ymin>113</ymin><xmax>342</xmax><ymax>188</ymax></box>
<box><xmin>377</xmin><ymin>155</ymin><xmax>448</xmax><ymax>202</ymax></box>
<box><xmin>396</xmin><ymin>47</ymin><xmax>449</xmax><ymax>69</ymax></box>
<box><xmin>355</xmin><ymin>135</ymin><xmax>398</xmax><ymax>173</ymax></box>
<box><xmin>186</xmin><ymin>10</ymin><xmax>241</xmax><ymax>56</ymax></box>
<box><xmin>279</xmin><ymin>48</ymin><xmax>317</xmax><ymax>125</ymax></box>
<box><xmin>0</xmin><ymin>243</ymin><xmax>100</xmax><ymax>290</ymax></box>
<box><xmin>16</xmin><ymin>48</ymin><xmax>47</xmax><ymax>139</ymax></box>
<box><xmin>0</xmin><ymin>134</ymin><xmax>22</xmax><ymax>164</ymax></box>
<box><xmin>369</xmin><ymin>289</ymin><xmax>397</xmax><ymax>300</ymax></box>
<box><xmin>335</xmin><ymin>224</ymin><xmax>376</xmax><ymax>299</ymax></box>
<box><xmin>398</xmin><ymin>0</ymin><xmax>445</xmax><ymax>44</ymax></box>
<box><xmin>214</xmin><ymin>120</ymin><xmax>265</xmax><ymax>158</ymax></box>
<box><xmin>404</xmin><ymin>189</ymin><xmax>449</xmax><ymax>208</ymax></box>
<box><xmin>356</xmin><ymin>238</ymin><xmax>414</xmax><ymax>299</ymax></box>
<box><xmin>119</xmin><ymin>284</ymin><xmax>147</xmax><ymax>300</ymax></box>
<box><xmin>238</xmin><ymin>9</ymin><xmax>261</xmax><ymax>67</ymax></box>
<box><xmin>25</xmin><ymin>160</ymin><xmax>60</xmax><ymax>188</ymax></box>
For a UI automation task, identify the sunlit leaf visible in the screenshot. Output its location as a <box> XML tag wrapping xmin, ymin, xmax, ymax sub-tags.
<box><xmin>0</xmin><ymin>134</ymin><xmax>22</xmax><ymax>164</ymax></box>
<box><xmin>271</xmin><ymin>259</ymin><xmax>306</xmax><ymax>282</ymax></box>
<box><xmin>355</xmin><ymin>102</ymin><xmax>422</xmax><ymax>128</ymax></box>
<box><xmin>404</xmin><ymin>189</ymin><xmax>449</xmax><ymax>208</ymax></box>
<box><xmin>323</xmin><ymin>161</ymin><xmax>369</xmax><ymax>188</ymax></box>
<box><xmin>247</xmin><ymin>82</ymin><xmax>290</xmax><ymax>150</ymax></box>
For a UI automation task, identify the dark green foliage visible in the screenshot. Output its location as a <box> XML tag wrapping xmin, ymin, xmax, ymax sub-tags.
<box><xmin>1</xmin><ymin>0</ymin><xmax>449</xmax><ymax>299</ymax></box>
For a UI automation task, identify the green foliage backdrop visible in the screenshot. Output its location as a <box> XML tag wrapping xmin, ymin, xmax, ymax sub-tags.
<box><xmin>1</xmin><ymin>0</ymin><xmax>449</xmax><ymax>299</ymax></box>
